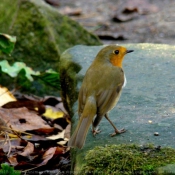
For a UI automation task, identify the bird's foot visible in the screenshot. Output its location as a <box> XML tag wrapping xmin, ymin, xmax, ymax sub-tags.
<box><xmin>92</xmin><ymin>127</ymin><xmax>101</xmax><ymax>136</ymax></box>
<box><xmin>110</xmin><ymin>128</ymin><xmax>126</xmax><ymax>137</ymax></box>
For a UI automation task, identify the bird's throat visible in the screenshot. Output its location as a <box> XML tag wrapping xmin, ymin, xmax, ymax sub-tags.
<box><xmin>110</xmin><ymin>57</ymin><xmax>123</xmax><ymax>68</ymax></box>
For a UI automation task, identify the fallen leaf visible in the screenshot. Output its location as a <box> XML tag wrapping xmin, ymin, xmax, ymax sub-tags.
<box><xmin>2</xmin><ymin>99</ymin><xmax>46</xmax><ymax>115</ymax></box>
<box><xmin>47</xmin><ymin>130</ymin><xmax>69</xmax><ymax>145</ymax></box>
<box><xmin>32</xmin><ymin>128</ymin><xmax>55</xmax><ymax>135</ymax></box>
<box><xmin>39</xmin><ymin>147</ymin><xmax>57</xmax><ymax>166</ymax></box>
<box><xmin>55</xmin><ymin>147</ymin><xmax>66</xmax><ymax>155</ymax></box>
<box><xmin>0</xmin><ymin>86</ymin><xmax>16</xmax><ymax>106</ymax></box>
<box><xmin>1</xmin><ymin>138</ymin><xmax>22</xmax><ymax>154</ymax></box>
<box><xmin>0</xmin><ymin>116</ymin><xmax>8</xmax><ymax>132</ymax></box>
<box><xmin>18</xmin><ymin>142</ymin><xmax>34</xmax><ymax>157</ymax></box>
<box><xmin>0</xmin><ymin>107</ymin><xmax>51</xmax><ymax>132</ymax></box>
<box><xmin>43</xmin><ymin>106</ymin><xmax>64</xmax><ymax>119</ymax></box>
<box><xmin>46</xmin><ymin>130</ymin><xmax>65</xmax><ymax>140</ymax></box>
<box><xmin>44</xmin><ymin>96</ymin><xmax>68</xmax><ymax>115</ymax></box>
<box><xmin>8</xmin><ymin>156</ymin><xmax>18</xmax><ymax>166</ymax></box>
<box><xmin>0</xmin><ymin>94</ymin><xmax>70</xmax><ymax>172</ymax></box>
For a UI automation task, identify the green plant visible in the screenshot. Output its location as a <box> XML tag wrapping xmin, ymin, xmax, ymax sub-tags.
<box><xmin>0</xmin><ymin>33</ymin><xmax>60</xmax><ymax>96</ymax></box>
<box><xmin>0</xmin><ymin>33</ymin><xmax>16</xmax><ymax>54</ymax></box>
<box><xmin>0</xmin><ymin>163</ymin><xmax>20</xmax><ymax>175</ymax></box>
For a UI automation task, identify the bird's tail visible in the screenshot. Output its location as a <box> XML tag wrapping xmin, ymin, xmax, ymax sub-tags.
<box><xmin>68</xmin><ymin>96</ymin><xmax>96</xmax><ymax>149</ymax></box>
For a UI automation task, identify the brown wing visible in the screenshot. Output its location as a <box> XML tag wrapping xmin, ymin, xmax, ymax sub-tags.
<box><xmin>92</xmin><ymin>83</ymin><xmax>123</xmax><ymax>128</ymax></box>
<box><xmin>96</xmin><ymin>84</ymin><xmax>123</xmax><ymax>117</ymax></box>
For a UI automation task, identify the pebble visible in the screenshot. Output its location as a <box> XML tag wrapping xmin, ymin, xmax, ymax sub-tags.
<box><xmin>154</xmin><ymin>132</ymin><xmax>159</xmax><ymax>136</ymax></box>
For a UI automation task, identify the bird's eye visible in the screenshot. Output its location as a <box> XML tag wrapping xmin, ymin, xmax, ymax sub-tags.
<box><xmin>114</xmin><ymin>50</ymin><xmax>119</xmax><ymax>55</ymax></box>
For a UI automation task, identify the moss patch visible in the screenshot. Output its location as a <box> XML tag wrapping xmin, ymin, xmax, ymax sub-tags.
<box><xmin>80</xmin><ymin>144</ymin><xmax>175</xmax><ymax>175</ymax></box>
<box><xmin>60</xmin><ymin>51</ymin><xmax>82</xmax><ymax>115</ymax></box>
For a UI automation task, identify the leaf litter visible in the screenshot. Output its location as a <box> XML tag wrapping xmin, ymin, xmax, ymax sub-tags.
<box><xmin>0</xmin><ymin>87</ymin><xmax>71</xmax><ymax>174</ymax></box>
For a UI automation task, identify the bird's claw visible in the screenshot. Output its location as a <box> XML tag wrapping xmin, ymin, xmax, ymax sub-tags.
<box><xmin>92</xmin><ymin>128</ymin><xmax>101</xmax><ymax>136</ymax></box>
<box><xmin>110</xmin><ymin>128</ymin><xmax>126</xmax><ymax>137</ymax></box>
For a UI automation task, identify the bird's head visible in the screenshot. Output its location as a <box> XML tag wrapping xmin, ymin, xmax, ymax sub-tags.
<box><xmin>96</xmin><ymin>45</ymin><xmax>134</xmax><ymax>68</ymax></box>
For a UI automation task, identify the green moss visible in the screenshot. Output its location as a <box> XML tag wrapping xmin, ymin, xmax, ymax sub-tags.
<box><xmin>0</xmin><ymin>0</ymin><xmax>101</xmax><ymax>72</ymax></box>
<box><xmin>6</xmin><ymin>0</ymin><xmax>60</xmax><ymax>71</ymax></box>
<box><xmin>60</xmin><ymin>51</ymin><xmax>81</xmax><ymax>116</ymax></box>
<box><xmin>80</xmin><ymin>144</ymin><xmax>175</xmax><ymax>175</ymax></box>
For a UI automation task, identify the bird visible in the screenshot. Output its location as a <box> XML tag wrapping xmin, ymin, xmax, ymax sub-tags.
<box><xmin>68</xmin><ymin>45</ymin><xmax>134</xmax><ymax>149</ymax></box>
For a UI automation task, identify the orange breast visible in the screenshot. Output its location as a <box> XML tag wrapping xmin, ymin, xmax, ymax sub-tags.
<box><xmin>110</xmin><ymin>55</ymin><xmax>123</xmax><ymax>68</ymax></box>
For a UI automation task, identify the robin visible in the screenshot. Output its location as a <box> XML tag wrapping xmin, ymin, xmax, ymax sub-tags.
<box><xmin>68</xmin><ymin>45</ymin><xmax>134</xmax><ymax>149</ymax></box>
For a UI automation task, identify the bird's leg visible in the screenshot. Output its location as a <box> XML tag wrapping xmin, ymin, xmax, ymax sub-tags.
<box><xmin>105</xmin><ymin>113</ymin><xmax>126</xmax><ymax>137</ymax></box>
<box><xmin>92</xmin><ymin>122</ymin><xmax>101</xmax><ymax>136</ymax></box>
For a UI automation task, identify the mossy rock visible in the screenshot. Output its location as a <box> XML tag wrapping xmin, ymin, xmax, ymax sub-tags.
<box><xmin>0</xmin><ymin>0</ymin><xmax>101</xmax><ymax>72</ymax></box>
<box><xmin>80</xmin><ymin>144</ymin><xmax>175</xmax><ymax>175</ymax></box>
<box><xmin>60</xmin><ymin>44</ymin><xmax>175</xmax><ymax>174</ymax></box>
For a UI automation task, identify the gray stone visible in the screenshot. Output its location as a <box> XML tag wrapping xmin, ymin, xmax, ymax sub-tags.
<box><xmin>60</xmin><ymin>43</ymin><xmax>175</xmax><ymax>173</ymax></box>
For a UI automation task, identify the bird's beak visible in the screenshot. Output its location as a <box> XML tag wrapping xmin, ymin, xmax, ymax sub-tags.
<box><xmin>126</xmin><ymin>50</ymin><xmax>134</xmax><ymax>54</ymax></box>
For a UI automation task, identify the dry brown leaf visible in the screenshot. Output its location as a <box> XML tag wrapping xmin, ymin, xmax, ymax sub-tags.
<box><xmin>18</xmin><ymin>142</ymin><xmax>34</xmax><ymax>157</ymax></box>
<box><xmin>0</xmin><ymin>117</ymin><xmax>8</xmax><ymax>132</ymax></box>
<box><xmin>33</xmin><ymin>128</ymin><xmax>55</xmax><ymax>135</ymax></box>
<box><xmin>39</xmin><ymin>147</ymin><xmax>57</xmax><ymax>166</ymax></box>
<box><xmin>1</xmin><ymin>138</ymin><xmax>21</xmax><ymax>153</ymax></box>
<box><xmin>55</xmin><ymin>146</ymin><xmax>66</xmax><ymax>155</ymax></box>
<box><xmin>2</xmin><ymin>99</ymin><xmax>46</xmax><ymax>115</ymax></box>
<box><xmin>0</xmin><ymin>107</ymin><xmax>51</xmax><ymax>132</ymax></box>
<box><xmin>8</xmin><ymin>156</ymin><xmax>18</xmax><ymax>166</ymax></box>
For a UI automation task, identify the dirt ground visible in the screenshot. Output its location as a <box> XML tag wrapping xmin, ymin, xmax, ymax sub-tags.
<box><xmin>57</xmin><ymin>0</ymin><xmax>175</xmax><ymax>45</ymax></box>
